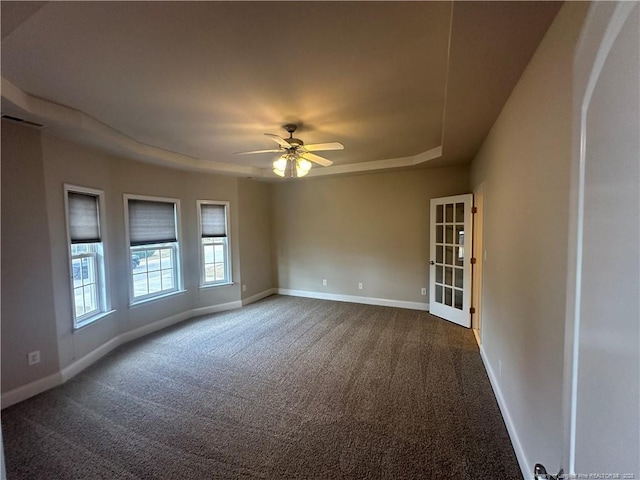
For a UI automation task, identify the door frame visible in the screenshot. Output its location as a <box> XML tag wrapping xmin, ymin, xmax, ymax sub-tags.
<box><xmin>561</xmin><ymin>2</ymin><xmax>638</xmax><ymax>474</ymax></box>
<box><xmin>471</xmin><ymin>183</ymin><xmax>485</xmax><ymax>345</ymax></box>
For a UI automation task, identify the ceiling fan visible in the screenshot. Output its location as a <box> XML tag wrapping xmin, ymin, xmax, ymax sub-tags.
<box><xmin>235</xmin><ymin>124</ymin><xmax>343</xmax><ymax>177</ymax></box>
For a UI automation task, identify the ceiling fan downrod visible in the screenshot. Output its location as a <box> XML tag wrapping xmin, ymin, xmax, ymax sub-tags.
<box><xmin>283</xmin><ymin>124</ymin><xmax>303</xmax><ymax>147</ymax></box>
<box><xmin>283</xmin><ymin>124</ymin><xmax>297</xmax><ymax>137</ymax></box>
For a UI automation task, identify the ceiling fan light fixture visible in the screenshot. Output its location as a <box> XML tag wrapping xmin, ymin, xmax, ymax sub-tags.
<box><xmin>296</xmin><ymin>158</ymin><xmax>312</xmax><ymax>177</ymax></box>
<box><xmin>241</xmin><ymin>124</ymin><xmax>340</xmax><ymax>177</ymax></box>
<box><xmin>272</xmin><ymin>154</ymin><xmax>313</xmax><ymax>178</ymax></box>
<box><xmin>272</xmin><ymin>156</ymin><xmax>289</xmax><ymax>177</ymax></box>
<box><xmin>273</xmin><ymin>156</ymin><xmax>288</xmax><ymax>172</ymax></box>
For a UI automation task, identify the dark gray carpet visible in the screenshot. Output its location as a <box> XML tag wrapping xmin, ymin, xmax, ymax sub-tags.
<box><xmin>2</xmin><ymin>295</ymin><xmax>521</xmax><ymax>479</ymax></box>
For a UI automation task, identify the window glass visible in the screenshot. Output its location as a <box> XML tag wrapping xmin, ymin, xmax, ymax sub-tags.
<box><xmin>199</xmin><ymin>201</ymin><xmax>230</xmax><ymax>286</ymax></box>
<box><xmin>131</xmin><ymin>244</ymin><xmax>177</xmax><ymax>299</ymax></box>
<box><xmin>66</xmin><ymin>187</ymin><xmax>107</xmax><ymax>328</ymax></box>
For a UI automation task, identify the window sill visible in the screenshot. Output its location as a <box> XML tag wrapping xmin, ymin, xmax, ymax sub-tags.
<box><xmin>199</xmin><ymin>282</ymin><xmax>234</xmax><ymax>290</ymax></box>
<box><xmin>73</xmin><ymin>309</ymin><xmax>116</xmax><ymax>332</ymax></box>
<box><xmin>129</xmin><ymin>289</ymin><xmax>186</xmax><ymax>308</ymax></box>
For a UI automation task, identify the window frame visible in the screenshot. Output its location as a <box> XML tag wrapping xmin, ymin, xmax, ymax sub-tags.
<box><xmin>124</xmin><ymin>194</ymin><xmax>183</xmax><ymax>305</ymax></box>
<box><xmin>197</xmin><ymin>200</ymin><xmax>232</xmax><ymax>288</ymax></box>
<box><xmin>64</xmin><ymin>184</ymin><xmax>110</xmax><ymax>329</ymax></box>
<box><xmin>70</xmin><ymin>247</ymin><xmax>100</xmax><ymax>318</ymax></box>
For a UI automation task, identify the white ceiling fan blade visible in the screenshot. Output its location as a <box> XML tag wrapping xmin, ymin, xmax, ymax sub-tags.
<box><xmin>264</xmin><ymin>133</ymin><xmax>292</xmax><ymax>148</ymax></box>
<box><xmin>301</xmin><ymin>152</ymin><xmax>333</xmax><ymax>167</ymax></box>
<box><xmin>234</xmin><ymin>148</ymin><xmax>282</xmax><ymax>155</ymax></box>
<box><xmin>303</xmin><ymin>142</ymin><xmax>344</xmax><ymax>152</ymax></box>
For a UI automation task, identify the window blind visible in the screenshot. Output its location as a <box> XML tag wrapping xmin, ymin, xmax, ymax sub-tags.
<box><xmin>200</xmin><ymin>204</ymin><xmax>227</xmax><ymax>238</ymax></box>
<box><xmin>128</xmin><ymin>199</ymin><xmax>177</xmax><ymax>246</ymax></box>
<box><xmin>68</xmin><ymin>192</ymin><xmax>101</xmax><ymax>243</ymax></box>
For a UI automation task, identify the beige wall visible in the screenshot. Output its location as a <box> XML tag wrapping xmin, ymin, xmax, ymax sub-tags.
<box><xmin>1</xmin><ymin>121</ymin><xmax>60</xmax><ymax>391</ymax></box>
<box><xmin>1</xmin><ymin>125</ymin><xmax>275</xmax><ymax>396</ymax></box>
<box><xmin>238</xmin><ymin>179</ymin><xmax>274</xmax><ymax>301</ymax></box>
<box><xmin>1</xmin><ymin>127</ymin><xmax>468</xmax><ymax>397</ymax></box>
<box><xmin>272</xmin><ymin>166</ymin><xmax>469</xmax><ymax>304</ymax></box>
<box><xmin>0</xmin><ymin>105</ymin><xmax>567</xmax><ymax>465</ymax></box>
<box><xmin>5</xmin><ymin>6</ymin><xmax>634</xmax><ymax>475</ymax></box>
<box><xmin>470</xmin><ymin>2</ymin><xmax>588</xmax><ymax>473</ymax></box>
<box><xmin>39</xmin><ymin>133</ymin><xmax>245</xmax><ymax>371</ymax></box>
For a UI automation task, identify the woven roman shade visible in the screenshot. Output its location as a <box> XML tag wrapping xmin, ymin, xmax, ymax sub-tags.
<box><xmin>68</xmin><ymin>192</ymin><xmax>100</xmax><ymax>244</ymax></box>
<box><xmin>128</xmin><ymin>199</ymin><xmax>177</xmax><ymax>246</ymax></box>
<box><xmin>200</xmin><ymin>204</ymin><xmax>227</xmax><ymax>238</ymax></box>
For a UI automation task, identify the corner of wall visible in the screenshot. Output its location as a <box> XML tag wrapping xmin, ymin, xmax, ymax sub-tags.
<box><xmin>466</xmin><ymin>3</ymin><xmax>590</xmax><ymax>477</ymax></box>
<box><xmin>1</xmin><ymin>121</ymin><xmax>61</xmax><ymax>394</ymax></box>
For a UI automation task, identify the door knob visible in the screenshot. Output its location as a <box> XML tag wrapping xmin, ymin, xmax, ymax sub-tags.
<box><xmin>429</xmin><ymin>261</ymin><xmax>435</xmax><ymax>265</ymax></box>
<box><xmin>534</xmin><ymin>464</ymin><xmax>563</xmax><ymax>480</ymax></box>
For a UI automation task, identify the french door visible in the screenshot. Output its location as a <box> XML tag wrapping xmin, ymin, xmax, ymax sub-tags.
<box><xmin>429</xmin><ymin>194</ymin><xmax>473</xmax><ymax>327</ymax></box>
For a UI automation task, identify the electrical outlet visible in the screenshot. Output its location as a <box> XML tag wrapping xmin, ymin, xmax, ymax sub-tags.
<box><xmin>28</xmin><ymin>350</ymin><xmax>40</xmax><ymax>366</ymax></box>
<box><xmin>322</xmin><ymin>279</ymin><xmax>327</xmax><ymax>286</ymax></box>
<box><xmin>358</xmin><ymin>282</ymin><xmax>363</xmax><ymax>290</ymax></box>
<box><xmin>421</xmin><ymin>288</ymin><xmax>427</xmax><ymax>296</ymax></box>
<box><xmin>242</xmin><ymin>284</ymin><xmax>246</xmax><ymax>292</ymax></box>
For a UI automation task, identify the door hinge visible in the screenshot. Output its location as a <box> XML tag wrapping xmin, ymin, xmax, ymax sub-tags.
<box><xmin>469</xmin><ymin>307</ymin><xmax>476</xmax><ymax>314</ymax></box>
<box><xmin>471</xmin><ymin>206</ymin><xmax>477</xmax><ymax>214</ymax></box>
<box><xmin>470</xmin><ymin>257</ymin><xmax>477</xmax><ymax>265</ymax></box>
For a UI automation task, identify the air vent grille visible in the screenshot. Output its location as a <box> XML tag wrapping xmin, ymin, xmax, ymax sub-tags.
<box><xmin>1</xmin><ymin>114</ymin><xmax>44</xmax><ymax>128</ymax></box>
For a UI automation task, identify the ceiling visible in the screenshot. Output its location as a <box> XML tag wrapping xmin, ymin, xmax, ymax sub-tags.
<box><xmin>1</xmin><ymin>1</ymin><xmax>562</xmax><ymax>179</ymax></box>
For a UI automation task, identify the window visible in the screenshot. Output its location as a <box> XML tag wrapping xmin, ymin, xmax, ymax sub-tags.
<box><xmin>66</xmin><ymin>187</ymin><xmax>108</xmax><ymax>328</ymax></box>
<box><xmin>126</xmin><ymin>196</ymin><xmax>181</xmax><ymax>303</ymax></box>
<box><xmin>198</xmin><ymin>201</ymin><xmax>231</xmax><ymax>286</ymax></box>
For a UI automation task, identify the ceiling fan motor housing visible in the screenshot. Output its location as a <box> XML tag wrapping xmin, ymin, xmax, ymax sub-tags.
<box><xmin>283</xmin><ymin>124</ymin><xmax>304</xmax><ymax>147</ymax></box>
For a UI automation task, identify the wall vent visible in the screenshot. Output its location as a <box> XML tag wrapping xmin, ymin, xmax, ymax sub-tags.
<box><xmin>1</xmin><ymin>114</ymin><xmax>44</xmax><ymax>128</ymax></box>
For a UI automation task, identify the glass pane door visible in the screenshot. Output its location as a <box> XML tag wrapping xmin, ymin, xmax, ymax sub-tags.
<box><xmin>429</xmin><ymin>194</ymin><xmax>473</xmax><ymax>327</ymax></box>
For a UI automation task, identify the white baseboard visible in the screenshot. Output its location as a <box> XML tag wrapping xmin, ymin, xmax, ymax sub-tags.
<box><xmin>480</xmin><ymin>345</ymin><xmax>530</xmax><ymax>480</ymax></box>
<box><xmin>60</xmin><ymin>335</ymin><xmax>122</xmax><ymax>383</ymax></box>
<box><xmin>191</xmin><ymin>300</ymin><xmax>243</xmax><ymax>318</ymax></box>
<box><xmin>242</xmin><ymin>288</ymin><xmax>277</xmax><ymax>306</ymax></box>
<box><xmin>1</xmin><ymin>300</ymin><xmax>242</xmax><ymax>409</ymax></box>
<box><xmin>0</xmin><ymin>371</ymin><xmax>63</xmax><ymax>410</ymax></box>
<box><xmin>278</xmin><ymin>288</ymin><xmax>429</xmax><ymax>311</ymax></box>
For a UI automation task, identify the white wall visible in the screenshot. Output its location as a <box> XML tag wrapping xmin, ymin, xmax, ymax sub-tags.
<box><xmin>470</xmin><ymin>3</ymin><xmax>589</xmax><ymax>477</ymax></box>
